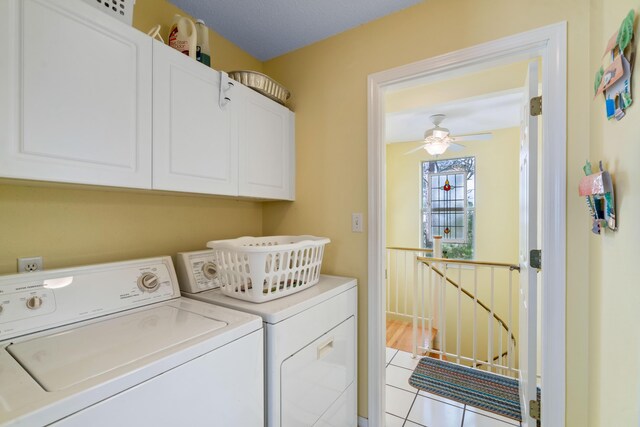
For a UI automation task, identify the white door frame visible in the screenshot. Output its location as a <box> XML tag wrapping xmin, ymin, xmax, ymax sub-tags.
<box><xmin>367</xmin><ymin>22</ymin><xmax>566</xmax><ymax>427</ymax></box>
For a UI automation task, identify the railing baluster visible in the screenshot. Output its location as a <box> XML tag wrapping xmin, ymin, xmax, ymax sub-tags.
<box><xmin>404</xmin><ymin>251</ymin><xmax>408</xmax><ymax>315</ymax></box>
<box><xmin>508</xmin><ymin>269</ymin><xmax>513</xmax><ymax>374</ymax></box>
<box><xmin>420</xmin><ymin>262</ymin><xmax>425</xmax><ymax>354</ymax></box>
<box><xmin>395</xmin><ymin>250</ymin><xmax>399</xmax><ymax>314</ymax></box>
<box><xmin>473</xmin><ymin>268</ymin><xmax>478</xmax><ymax>369</ymax></box>
<box><xmin>428</xmin><ymin>261</ymin><xmax>433</xmax><ymax>353</ymax></box>
<box><xmin>456</xmin><ymin>266</ymin><xmax>462</xmax><ymax>365</ymax></box>
<box><xmin>386</xmin><ymin>249</ymin><xmax>391</xmax><ymax>313</ymax></box>
<box><xmin>416</xmin><ymin>252</ymin><xmax>418</xmax><ymax>359</ymax></box>
<box><xmin>488</xmin><ymin>267</ymin><xmax>495</xmax><ymax>373</ymax></box>
<box><xmin>433</xmin><ymin>238</ymin><xmax>442</xmax><ymax>354</ymax></box>
<box><xmin>441</xmin><ymin>263</ymin><xmax>447</xmax><ymax>359</ymax></box>
<box><xmin>499</xmin><ymin>318</ymin><xmax>503</xmax><ymax>375</ymax></box>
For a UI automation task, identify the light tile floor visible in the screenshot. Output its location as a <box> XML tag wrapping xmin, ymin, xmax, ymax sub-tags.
<box><xmin>385</xmin><ymin>347</ymin><xmax>522</xmax><ymax>427</ymax></box>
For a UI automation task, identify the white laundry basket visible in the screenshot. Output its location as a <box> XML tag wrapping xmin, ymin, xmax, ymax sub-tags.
<box><xmin>207</xmin><ymin>236</ymin><xmax>330</xmax><ymax>303</ymax></box>
<box><xmin>82</xmin><ymin>0</ymin><xmax>136</xmax><ymax>25</ymax></box>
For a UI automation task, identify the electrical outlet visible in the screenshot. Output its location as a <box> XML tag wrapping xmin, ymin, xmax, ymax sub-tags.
<box><xmin>352</xmin><ymin>213</ymin><xmax>364</xmax><ymax>233</ymax></box>
<box><xmin>18</xmin><ymin>256</ymin><xmax>43</xmax><ymax>273</ymax></box>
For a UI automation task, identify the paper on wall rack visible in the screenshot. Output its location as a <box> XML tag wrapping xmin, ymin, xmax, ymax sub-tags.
<box><xmin>579</xmin><ymin>167</ymin><xmax>616</xmax><ymax>233</ymax></box>
<box><xmin>578</xmin><ymin>171</ymin><xmax>610</xmax><ymax>196</ymax></box>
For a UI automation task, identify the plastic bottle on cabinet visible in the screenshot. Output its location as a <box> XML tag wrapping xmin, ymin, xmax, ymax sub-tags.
<box><xmin>168</xmin><ymin>15</ymin><xmax>197</xmax><ymax>59</ymax></box>
<box><xmin>195</xmin><ymin>20</ymin><xmax>211</xmax><ymax>67</ymax></box>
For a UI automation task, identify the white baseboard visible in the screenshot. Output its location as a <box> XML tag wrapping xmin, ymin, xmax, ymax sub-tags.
<box><xmin>358</xmin><ymin>416</ymin><xmax>368</xmax><ymax>427</ymax></box>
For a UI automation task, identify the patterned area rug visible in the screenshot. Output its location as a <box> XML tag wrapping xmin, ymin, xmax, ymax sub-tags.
<box><xmin>408</xmin><ymin>357</ymin><xmax>540</xmax><ymax>422</ymax></box>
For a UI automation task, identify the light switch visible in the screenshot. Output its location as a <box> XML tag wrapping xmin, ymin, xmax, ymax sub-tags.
<box><xmin>352</xmin><ymin>213</ymin><xmax>363</xmax><ymax>233</ymax></box>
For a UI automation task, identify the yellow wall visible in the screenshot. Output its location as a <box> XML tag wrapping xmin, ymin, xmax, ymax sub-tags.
<box><xmin>0</xmin><ymin>183</ymin><xmax>262</xmax><ymax>272</ymax></box>
<box><xmin>0</xmin><ymin>0</ymin><xmax>265</xmax><ymax>274</ymax></box>
<box><xmin>262</xmin><ymin>0</ymin><xmax>591</xmax><ymax>423</ymax></box>
<box><xmin>589</xmin><ymin>2</ymin><xmax>640</xmax><ymax>425</ymax></box>
<box><xmin>385</xmin><ymin>60</ymin><xmax>530</xmax><ymax>113</ymax></box>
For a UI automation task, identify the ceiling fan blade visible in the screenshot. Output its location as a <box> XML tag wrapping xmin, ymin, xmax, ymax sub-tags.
<box><xmin>450</xmin><ymin>132</ymin><xmax>493</xmax><ymax>142</ymax></box>
<box><xmin>404</xmin><ymin>144</ymin><xmax>427</xmax><ymax>155</ymax></box>
<box><xmin>448</xmin><ymin>143</ymin><xmax>466</xmax><ymax>152</ymax></box>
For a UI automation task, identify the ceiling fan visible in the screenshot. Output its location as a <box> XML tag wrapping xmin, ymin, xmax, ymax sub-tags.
<box><xmin>405</xmin><ymin>114</ymin><xmax>492</xmax><ymax>156</ymax></box>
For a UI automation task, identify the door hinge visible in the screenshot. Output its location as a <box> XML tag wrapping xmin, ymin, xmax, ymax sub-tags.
<box><xmin>530</xmin><ymin>96</ymin><xmax>542</xmax><ymax>116</ymax></box>
<box><xmin>529</xmin><ymin>399</ymin><xmax>541</xmax><ymax>421</ymax></box>
<box><xmin>530</xmin><ymin>249</ymin><xmax>541</xmax><ymax>270</ymax></box>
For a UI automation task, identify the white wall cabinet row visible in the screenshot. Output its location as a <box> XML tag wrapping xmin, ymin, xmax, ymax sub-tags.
<box><xmin>0</xmin><ymin>0</ymin><xmax>295</xmax><ymax>201</ymax></box>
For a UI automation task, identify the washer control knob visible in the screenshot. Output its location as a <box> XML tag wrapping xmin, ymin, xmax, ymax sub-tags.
<box><xmin>137</xmin><ymin>273</ymin><xmax>160</xmax><ymax>292</ymax></box>
<box><xmin>26</xmin><ymin>296</ymin><xmax>43</xmax><ymax>310</ymax></box>
<box><xmin>202</xmin><ymin>262</ymin><xmax>218</xmax><ymax>280</ymax></box>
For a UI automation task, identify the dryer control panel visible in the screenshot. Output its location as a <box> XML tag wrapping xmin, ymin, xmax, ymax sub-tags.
<box><xmin>0</xmin><ymin>257</ymin><xmax>179</xmax><ymax>341</ymax></box>
<box><xmin>176</xmin><ymin>250</ymin><xmax>220</xmax><ymax>294</ymax></box>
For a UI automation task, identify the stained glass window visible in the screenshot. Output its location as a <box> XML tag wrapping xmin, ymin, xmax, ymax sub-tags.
<box><xmin>430</xmin><ymin>172</ymin><xmax>467</xmax><ymax>242</ymax></box>
<box><xmin>421</xmin><ymin>157</ymin><xmax>475</xmax><ymax>259</ymax></box>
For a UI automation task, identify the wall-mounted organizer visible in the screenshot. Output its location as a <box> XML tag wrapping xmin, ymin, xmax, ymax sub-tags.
<box><xmin>594</xmin><ymin>9</ymin><xmax>636</xmax><ymax>120</ymax></box>
<box><xmin>579</xmin><ymin>161</ymin><xmax>616</xmax><ymax>234</ymax></box>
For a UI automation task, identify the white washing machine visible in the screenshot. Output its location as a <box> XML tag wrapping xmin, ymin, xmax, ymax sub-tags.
<box><xmin>177</xmin><ymin>250</ymin><xmax>358</xmax><ymax>427</ymax></box>
<box><xmin>0</xmin><ymin>256</ymin><xmax>264</xmax><ymax>427</ymax></box>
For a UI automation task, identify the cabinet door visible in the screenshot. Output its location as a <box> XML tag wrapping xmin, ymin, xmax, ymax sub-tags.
<box><xmin>0</xmin><ymin>0</ymin><xmax>152</xmax><ymax>189</ymax></box>
<box><xmin>152</xmin><ymin>42</ymin><xmax>238</xmax><ymax>195</ymax></box>
<box><xmin>237</xmin><ymin>85</ymin><xmax>295</xmax><ymax>200</ymax></box>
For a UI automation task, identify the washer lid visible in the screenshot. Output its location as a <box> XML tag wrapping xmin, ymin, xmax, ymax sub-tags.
<box><xmin>7</xmin><ymin>305</ymin><xmax>227</xmax><ymax>391</ymax></box>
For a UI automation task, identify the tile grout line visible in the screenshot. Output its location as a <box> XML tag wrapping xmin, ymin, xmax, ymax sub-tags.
<box><xmin>461</xmin><ymin>404</ymin><xmax>467</xmax><ymax>427</ymax></box>
<box><xmin>401</xmin><ymin>389</ymin><xmax>420</xmax><ymax>427</ymax></box>
<box><xmin>386</xmin><ymin>348</ymin><xmax>399</xmax><ymax>368</ymax></box>
<box><xmin>388</xmin><ymin>363</ymin><xmax>414</xmax><ymax>372</ymax></box>
<box><xmin>464</xmin><ymin>406</ymin><xmax>522</xmax><ymax>426</ymax></box>
<box><xmin>386</xmin><ymin>383</ymin><xmax>417</xmax><ymax>394</ymax></box>
<box><xmin>384</xmin><ymin>389</ymin><xmax>416</xmax><ymax>423</ymax></box>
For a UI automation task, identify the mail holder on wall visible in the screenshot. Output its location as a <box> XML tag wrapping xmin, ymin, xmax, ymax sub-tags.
<box><xmin>579</xmin><ymin>161</ymin><xmax>616</xmax><ymax>234</ymax></box>
<box><xmin>594</xmin><ymin>9</ymin><xmax>636</xmax><ymax>121</ymax></box>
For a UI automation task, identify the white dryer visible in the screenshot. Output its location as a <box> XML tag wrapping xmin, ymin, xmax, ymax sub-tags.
<box><xmin>177</xmin><ymin>250</ymin><xmax>358</xmax><ymax>427</ymax></box>
<box><xmin>0</xmin><ymin>257</ymin><xmax>264</xmax><ymax>427</ymax></box>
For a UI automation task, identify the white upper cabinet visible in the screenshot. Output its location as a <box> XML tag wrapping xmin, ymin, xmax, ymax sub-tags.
<box><xmin>236</xmin><ymin>84</ymin><xmax>295</xmax><ymax>201</ymax></box>
<box><xmin>0</xmin><ymin>0</ymin><xmax>152</xmax><ymax>189</ymax></box>
<box><xmin>0</xmin><ymin>0</ymin><xmax>294</xmax><ymax>200</ymax></box>
<box><xmin>152</xmin><ymin>42</ymin><xmax>238</xmax><ymax>195</ymax></box>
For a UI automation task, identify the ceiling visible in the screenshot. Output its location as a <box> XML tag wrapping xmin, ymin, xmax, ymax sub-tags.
<box><xmin>169</xmin><ymin>0</ymin><xmax>422</xmax><ymax>61</ymax></box>
<box><xmin>385</xmin><ymin>90</ymin><xmax>524</xmax><ymax>143</ymax></box>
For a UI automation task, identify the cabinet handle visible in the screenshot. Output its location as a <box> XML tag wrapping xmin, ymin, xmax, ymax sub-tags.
<box><xmin>219</xmin><ymin>72</ymin><xmax>234</xmax><ymax>109</ymax></box>
<box><xmin>317</xmin><ymin>337</ymin><xmax>334</xmax><ymax>359</ymax></box>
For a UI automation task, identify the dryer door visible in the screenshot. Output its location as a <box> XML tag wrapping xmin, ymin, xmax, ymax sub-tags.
<box><xmin>281</xmin><ymin>316</ymin><xmax>356</xmax><ymax>427</ymax></box>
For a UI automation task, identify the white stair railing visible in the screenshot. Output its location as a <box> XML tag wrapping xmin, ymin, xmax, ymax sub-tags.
<box><xmin>385</xmin><ymin>246</ymin><xmax>433</xmax><ymax>321</ymax></box>
<box><xmin>386</xmin><ymin>244</ymin><xmax>519</xmax><ymax>377</ymax></box>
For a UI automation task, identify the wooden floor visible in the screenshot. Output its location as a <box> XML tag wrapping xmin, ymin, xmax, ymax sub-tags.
<box><xmin>386</xmin><ymin>318</ymin><xmax>435</xmax><ymax>354</ymax></box>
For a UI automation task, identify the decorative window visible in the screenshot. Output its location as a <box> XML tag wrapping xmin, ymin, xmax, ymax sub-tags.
<box><xmin>421</xmin><ymin>157</ymin><xmax>475</xmax><ymax>259</ymax></box>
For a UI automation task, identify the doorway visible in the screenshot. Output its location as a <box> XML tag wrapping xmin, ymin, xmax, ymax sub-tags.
<box><xmin>367</xmin><ymin>23</ymin><xmax>566</xmax><ymax>427</ymax></box>
<box><xmin>384</xmin><ymin>59</ymin><xmax>534</xmax><ymax>426</ymax></box>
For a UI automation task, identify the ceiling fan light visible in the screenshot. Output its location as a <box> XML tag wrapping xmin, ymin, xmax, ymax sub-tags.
<box><xmin>423</xmin><ymin>127</ymin><xmax>450</xmax><ymax>140</ymax></box>
<box><xmin>424</xmin><ymin>136</ymin><xmax>450</xmax><ymax>155</ymax></box>
<box><xmin>432</xmin><ymin>128</ymin><xmax>449</xmax><ymax>139</ymax></box>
